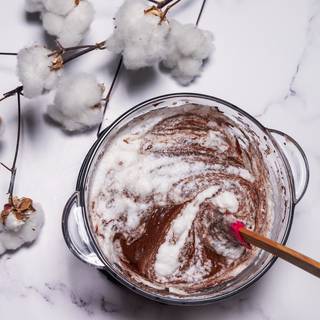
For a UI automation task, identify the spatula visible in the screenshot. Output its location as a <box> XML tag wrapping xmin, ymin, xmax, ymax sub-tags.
<box><xmin>231</xmin><ymin>221</ymin><xmax>320</xmax><ymax>278</ymax></box>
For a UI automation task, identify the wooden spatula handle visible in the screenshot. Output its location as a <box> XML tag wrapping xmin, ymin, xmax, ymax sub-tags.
<box><xmin>240</xmin><ymin>227</ymin><xmax>320</xmax><ymax>278</ymax></box>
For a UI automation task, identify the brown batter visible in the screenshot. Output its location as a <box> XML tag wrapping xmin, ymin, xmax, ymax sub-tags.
<box><xmin>90</xmin><ymin>104</ymin><xmax>272</xmax><ymax>296</ymax></box>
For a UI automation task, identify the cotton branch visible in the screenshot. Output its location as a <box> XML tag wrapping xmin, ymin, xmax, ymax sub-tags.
<box><xmin>0</xmin><ymin>87</ymin><xmax>23</xmax><ymax>206</ymax></box>
<box><xmin>8</xmin><ymin>90</ymin><xmax>22</xmax><ymax>204</ymax></box>
<box><xmin>62</xmin><ymin>40</ymin><xmax>106</xmax><ymax>64</ymax></box>
<box><xmin>49</xmin><ymin>41</ymin><xmax>105</xmax><ymax>57</ymax></box>
<box><xmin>0</xmin><ymin>86</ymin><xmax>23</xmax><ymax>102</ymax></box>
<box><xmin>0</xmin><ymin>41</ymin><xmax>106</xmax><ymax>102</ymax></box>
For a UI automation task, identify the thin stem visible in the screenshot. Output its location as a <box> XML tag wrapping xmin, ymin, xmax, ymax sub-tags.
<box><xmin>160</xmin><ymin>0</ymin><xmax>182</xmax><ymax>22</ymax></box>
<box><xmin>64</xmin><ymin>44</ymin><xmax>98</xmax><ymax>51</ymax></box>
<box><xmin>0</xmin><ymin>52</ymin><xmax>17</xmax><ymax>56</ymax></box>
<box><xmin>7</xmin><ymin>89</ymin><xmax>22</xmax><ymax>204</ymax></box>
<box><xmin>0</xmin><ymin>162</ymin><xmax>11</xmax><ymax>172</ymax></box>
<box><xmin>157</xmin><ymin>0</ymin><xmax>177</xmax><ymax>9</ymax></box>
<box><xmin>97</xmin><ymin>57</ymin><xmax>123</xmax><ymax>136</ymax></box>
<box><xmin>48</xmin><ymin>43</ymin><xmax>103</xmax><ymax>57</ymax></box>
<box><xmin>0</xmin><ymin>86</ymin><xmax>23</xmax><ymax>102</ymax></box>
<box><xmin>63</xmin><ymin>41</ymin><xmax>106</xmax><ymax>64</ymax></box>
<box><xmin>196</xmin><ymin>0</ymin><xmax>207</xmax><ymax>26</ymax></box>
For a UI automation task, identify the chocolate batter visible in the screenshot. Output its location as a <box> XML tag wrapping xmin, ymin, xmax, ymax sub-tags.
<box><xmin>89</xmin><ymin>104</ymin><xmax>272</xmax><ymax>296</ymax></box>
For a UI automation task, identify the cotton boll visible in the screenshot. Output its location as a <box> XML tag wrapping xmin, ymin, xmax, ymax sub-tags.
<box><xmin>17</xmin><ymin>45</ymin><xmax>62</xmax><ymax>98</ymax></box>
<box><xmin>57</xmin><ymin>32</ymin><xmax>83</xmax><ymax>47</ymax></box>
<box><xmin>64</xmin><ymin>1</ymin><xmax>94</xmax><ymax>34</ymax></box>
<box><xmin>4</xmin><ymin>213</ymin><xmax>25</xmax><ymax>232</ymax></box>
<box><xmin>42</xmin><ymin>11</ymin><xmax>64</xmax><ymax>36</ymax></box>
<box><xmin>107</xmin><ymin>0</ymin><xmax>170</xmax><ymax>69</ymax></box>
<box><xmin>47</xmin><ymin>73</ymin><xmax>104</xmax><ymax>132</ymax></box>
<box><xmin>171</xmin><ymin>58</ymin><xmax>203</xmax><ymax>85</ymax></box>
<box><xmin>0</xmin><ymin>198</ymin><xmax>44</xmax><ymax>255</ymax></box>
<box><xmin>43</xmin><ymin>0</ymin><xmax>75</xmax><ymax>16</ymax></box>
<box><xmin>172</xmin><ymin>23</ymin><xmax>213</xmax><ymax>60</ymax></box>
<box><xmin>25</xmin><ymin>0</ymin><xmax>44</xmax><ymax>13</ymax></box>
<box><xmin>57</xmin><ymin>0</ymin><xmax>94</xmax><ymax>47</ymax></box>
<box><xmin>25</xmin><ymin>0</ymin><xmax>94</xmax><ymax>47</ymax></box>
<box><xmin>162</xmin><ymin>20</ymin><xmax>214</xmax><ymax>85</ymax></box>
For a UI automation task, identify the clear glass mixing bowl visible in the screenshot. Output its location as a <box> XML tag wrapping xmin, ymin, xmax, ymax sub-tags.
<box><xmin>62</xmin><ymin>93</ymin><xmax>309</xmax><ymax>305</ymax></box>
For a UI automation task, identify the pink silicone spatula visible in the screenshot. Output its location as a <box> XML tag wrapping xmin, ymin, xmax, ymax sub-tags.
<box><xmin>231</xmin><ymin>221</ymin><xmax>320</xmax><ymax>278</ymax></box>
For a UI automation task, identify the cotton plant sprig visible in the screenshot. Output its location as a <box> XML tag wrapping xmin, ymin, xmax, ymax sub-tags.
<box><xmin>18</xmin><ymin>41</ymin><xmax>106</xmax><ymax>99</ymax></box>
<box><xmin>0</xmin><ymin>0</ymin><xmax>210</xmax><ymax>135</ymax></box>
<box><xmin>0</xmin><ymin>0</ymin><xmax>208</xmax><ymax>256</ymax></box>
<box><xmin>0</xmin><ymin>40</ymin><xmax>106</xmax><ymax>101</ymax></box>
<box><xmin>0</xmin><ymin>197</ymin><xmax>44</xmax><ymax>255</ymax></box>
<box><xmin>17</xmin><ymin>45</ymin><xmax>63</xmax><ymax>98</ymax></box>
<box><xmin>0</xmin><ymin>41</ymin><xmax>108</xmax><ymax>253</ymax></box>
<box><xmin>25</xmin><ymin>0</ymin><xmax>95</xmax><ymax>47</ymax></box>
<box><xmin>107</xmin><ymin>0</ymin><xmax>214</xmax><ymax>85</ymax></box>
<box><xmin>0</xmin><ymin>40</ymin><xmax>108</xmax><ymax>255</ymax></box>
<box><xmin>0</xmin><ymin>90</ymin><xmax>44</xmax><ymax>256</ymax></box>
<box><xmin>107</xmin><ymin>0</ymin><xmax>171</xmax><ymax>69</ymax></box>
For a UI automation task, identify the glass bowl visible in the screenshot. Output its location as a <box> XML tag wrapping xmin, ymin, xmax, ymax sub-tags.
<box><xmin>62</xmin><ymin>93</ymin><xmax>309</xmax><ymax>305</ymax></box>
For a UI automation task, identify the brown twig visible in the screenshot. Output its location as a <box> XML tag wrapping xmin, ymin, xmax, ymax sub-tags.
<box><xmin>156</xmin><ymin>0</ymin><xmax>177</xmax><ymax>9</ymax></box>
<box><xmin>48</xmin><ymin>41</ymin><xmax>106</xmax><ymax>57</ymax></box>
<box><xmin>196</xmin><ymin>0</ymin><xmax>207</xmax><ymax>26</ymax></box>
<box><xmin>159</xmin><ymin>0</ymin><xmax>182</xmax><ymax>22</ymax></box>
<box><xmin>0</xmin><ymin>162</ymin><xmax>11</xmax><ymax>172</ymax></box>
<box><xmin>0</xmin><ymin>88</ymin><xmax>23</xmax><ymax>205</ymax></box>
<box><xmin>0</xmin><ymin>86</ymin><xmax>23</xmax><ymax>102</ymax></box>
<box><xmin>97</xmin><ymin>57</ymin><xmax>123</xmax><ymax>136</ymax></box>
<box><xmin>0</xmin><ymin>87</ymin><xmax>23</xmax><ymax>204</ymax></box>
<box><xmin>62</xmin><ymin>41</ymin><xmax>106</xmax><ymax>64</ymax></box>
<box><xmin>0</xmin><ymin>52</ymin><xmax>17</xmax><ymax>56</ymax></box>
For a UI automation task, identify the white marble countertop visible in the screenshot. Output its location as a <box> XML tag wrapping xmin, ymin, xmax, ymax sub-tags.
<box><xmin>0</xmin><ymin>0</ymin><xmax>319</xmax><ymax>319</ymax></box>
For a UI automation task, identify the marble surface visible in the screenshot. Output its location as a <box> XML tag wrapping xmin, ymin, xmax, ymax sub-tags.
<box><xmin>0</xmin><ymin>0</ymin><xmax>319</xmax><ymax>319</ymax></box>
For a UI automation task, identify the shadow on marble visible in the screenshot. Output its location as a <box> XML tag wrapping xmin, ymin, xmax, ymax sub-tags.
<box><xmin>43</xmin><ymin>113</ymin><xmax>98</xmax><ymax>137</ymax></box>
<box><xmin>41</xmin><ymin>31</ymin><xmax>59</xmax><ymax>50</ymax></box>
<box><xmin>23</xmin><ymin>105</ymin><xmax>43</xmax><ymax>140</ymax></box>
<box><xmin>24</xmin><ymin>12</ymin><xmax>41</xmax><ymax>24</ymax></box>
<box><xmin>121</xmin><ymin>67</ymin><xmax>158</xmax><ymax>94</ymax></box>
<box><xmin>64</xmin><ymin>252</ymin><xmax>273</xmax><ymax>319</ymax></box>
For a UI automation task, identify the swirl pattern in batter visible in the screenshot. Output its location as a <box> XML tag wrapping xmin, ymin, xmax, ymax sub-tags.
<box><xmin>89</xmin><ymin>104</ymin><xmax>272</xmax><ymax>296</ymax></box>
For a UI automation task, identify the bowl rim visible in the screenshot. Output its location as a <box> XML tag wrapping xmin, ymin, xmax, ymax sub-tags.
<box><xmin>74</xmin><ymin>92</ymin><xmax>296</xmax><ymax>305</ymax></box>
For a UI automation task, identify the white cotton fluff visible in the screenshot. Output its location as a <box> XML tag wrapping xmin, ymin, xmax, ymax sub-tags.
<box><xmin>25</xmin><ymin>0</ymin><xmax>44</xmax><ymax>13</ymax></box>
<box><xmin>42</xmin><ymin>11</ymin><xmax>64</xmax><ymax>36</ymax></box>
<box><xmin>43</xmin><ymin>0</ymin><xmax>75</xmax><ymax>16</ymax></box>
<box><xmin>42</xmin><ymin>1</ymin><xmax>94</xmax><ymax>47</ymax></box>
<box><xmin>107</xmin><ymin>0</ymin><xmax>170</xmax><ymax>69</ymax></box>
<box><xmin>58</xmin><ymin>0</ymin><xmax>94</xmax><ymax>46</ymax></box>
<box><xmin>162</xmin><ymin>20</ymin><xmax>214</xmax><ymax>85</ymax></box>
<box><xmin>47</xmin><ymin>73</ymin><xmax>104</xmax><ymax>132</ymax></box>
<box><xmin>0</xmin><ymin>202</ymin><xmax>44</xmax><ymax>255</ymax></box>
<box><xmin>17</xmin><ymin>45</ymin><xmax>62</xmax><ymax>98</ymax></box>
